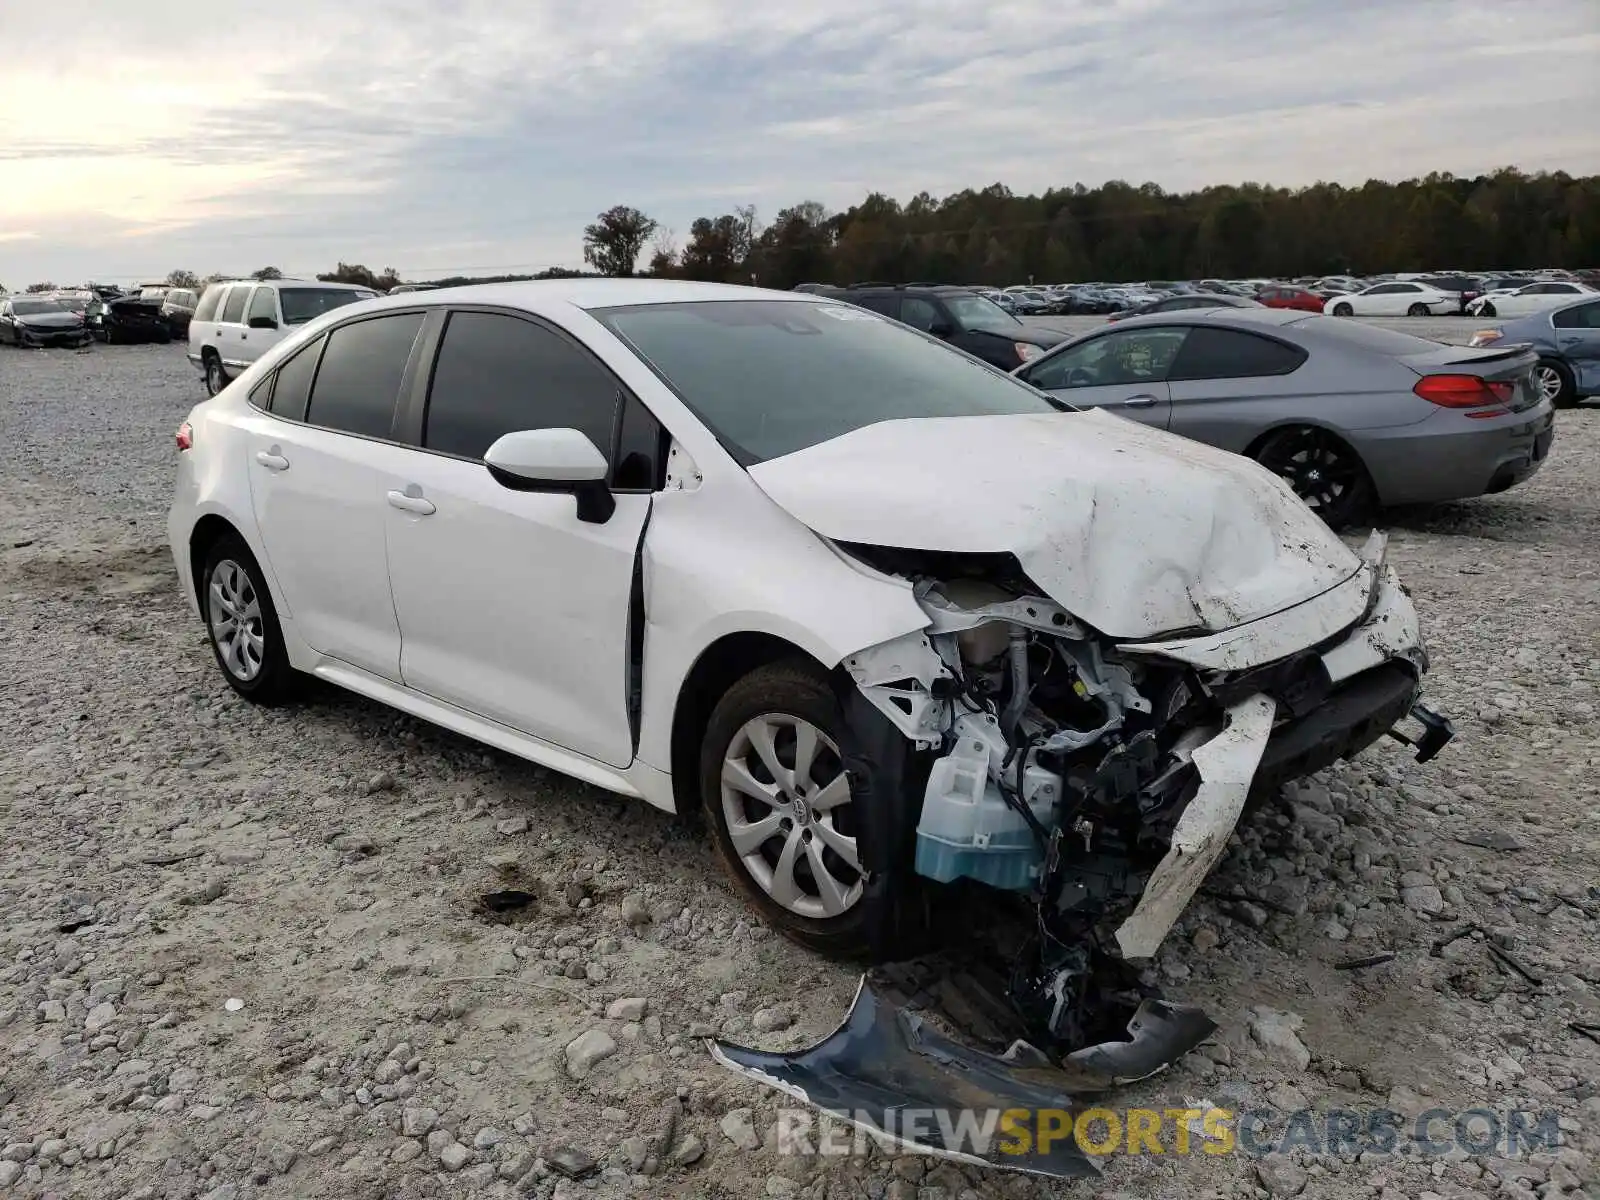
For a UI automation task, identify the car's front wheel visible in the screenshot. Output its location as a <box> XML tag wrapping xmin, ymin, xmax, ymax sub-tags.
<box><xmin>201</xmin><ymin>536</ymin><xmax>296</xmax><ymax>704</ymax></box>
<box><xmin>1536</xmin><ymin>358</ymin><xmax>1578</xmax><ymax>409</ymax></box>
<box><xmin>204</xmin><ymin>353</ymin><xmax>229</xmax><ymax>396</ymax></box>
<box><xmin>700</xmin><ymin>659</ymin><xmax>924</xmax><ymax>961</ymax></box>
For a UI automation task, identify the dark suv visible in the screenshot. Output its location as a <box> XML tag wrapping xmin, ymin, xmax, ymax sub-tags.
<box><xmin>817</xmin><ymin>283</ymin><xmax>1065</xmax><ymax>370</ymax></box>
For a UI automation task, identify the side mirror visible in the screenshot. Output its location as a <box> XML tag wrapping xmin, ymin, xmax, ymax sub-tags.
<box><xmin>248</xmin><ymin>316</ymin><xmax>278</xmax><ymax>330</ymax></box>
<box><xmin>483</xmin><ymin>428</ymin><xmax>614</xmax><ymax>524</ymax></box>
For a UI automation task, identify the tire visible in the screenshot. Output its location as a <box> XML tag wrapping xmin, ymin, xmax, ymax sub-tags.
<box><xmin>204</xmin><ymin>353</ymin><xmax>229</xmax><ymax>397</ymax></box>
<box><xmin>1407</xmin><ymin>303</ymin><xmax>1429</xmax><ymax>317</ymax></box>
<box><xmin>200</xmin><ymin>535</ymin><xmax>296</xmax><ymax>705</ymax></box>
<box><xmin>1536</xmin><ymin>358</ymin><xmax>1578</xmax><ymax>409</ymax></box>
<box><xmin>1478</xmin><ymin>302</ymin><xmax>1496</xmax><ymax>318</ymax></box>
<box><xmin>1253</xmin><ymin>426</ymin><xmax>1375</xmax><ymax>531</ymax></box>
<box><xmin>699</xmin><ymin>658</ymin><xmax>925</xmax><ymax>961</ymax></box>
<box><xmin>1332</xmin><ymin>302</ymin><xmax>1353</xmax><ymax>317</ymax></box>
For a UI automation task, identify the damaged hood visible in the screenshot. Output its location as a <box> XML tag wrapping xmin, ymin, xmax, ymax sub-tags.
<box><xmin>748</xmin><ymin>410</ymin><xmax>1360</xmax><ymax>640</ymax></box>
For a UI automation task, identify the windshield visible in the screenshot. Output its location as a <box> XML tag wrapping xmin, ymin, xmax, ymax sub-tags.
<box><xmin>943</xmin><ymin>292</ymin><xmax>1021</xmax><ymax>330</ymax></box>
<box><xmin>11</xmin><ymin>299</ymin><xmax>65</xmax><ymax>315</ymax></box>
<box><xmin>278</xmin><ymin>287</ymin><xmax>377</xmax><ymax>325</ymax></box>
<box><xmin>595</xmin><ymin>299</ymin><xmax>1065</xmax><ymax>465</ymax></box>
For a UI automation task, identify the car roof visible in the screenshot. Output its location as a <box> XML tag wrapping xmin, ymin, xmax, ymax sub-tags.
<box><xmin>1106</xmin><ymin>306</ymin><xmax>1311</xmax><ymax>331</ymax></box>
<box><xmin>357</xmin><ymin>279</ymin><xmax>847</xmax><ymax>312</ymax></box>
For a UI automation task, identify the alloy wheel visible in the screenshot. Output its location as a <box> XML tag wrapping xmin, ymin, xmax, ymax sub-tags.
<box><xmin>719</xmin><ymin>713</ymin><xmax>862</xmax><ymax>920</ymax></box>
<box><xmin>207</xmin><ymin>559</ymin><xmax>266</xmax><ymax>681</ymax></box>
<box><xmin>1258</xmin><ymin>428</ymin><xmax>1363</xmax><ymax>515</ymax></box>
<box><xmin>1535</xmin><ymin>365</ymin><xmax>1564</xmax><ymax>405</ymax></box>
<box><xmin>206</xmin><ymin>358</ymin><xmax>226</xmax><ymax>396</ymax></box>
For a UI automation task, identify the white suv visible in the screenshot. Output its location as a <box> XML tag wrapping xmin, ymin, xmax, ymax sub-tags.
<box><xmin>188</xmin><ymin>278</ymin><xmax>377</xmax><ymax>395</ymax></box>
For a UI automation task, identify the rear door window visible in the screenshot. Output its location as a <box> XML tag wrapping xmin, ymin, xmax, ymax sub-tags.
<box><xmin>304</xmin><ymin>314</ymin><xmax>424</xmax><ymax>439</ymax></box>
<box><xmin>899</xmin><ymin>296</ymin><xmax>944</xmax><ymax>332</ymax></box>
<box><xmin>850</xmin><ymin>293</ymin><xmax>900</xmax><ymax>319</ymax></box>
<box><xmin>219</xmin><ymin>286</ymin><xmax>250</xmax><ymax>324</ymax></box>
<box><xmin>1168</xmin><ymin>327</ymin><xmax>1307</xmax><ymax>380</ymax></box>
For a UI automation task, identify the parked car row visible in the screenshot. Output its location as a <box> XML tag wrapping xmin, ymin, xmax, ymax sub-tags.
<box><xmin>936</xmin><ymin>268</ymin><xmax>1600</xmax><ymax>318</ymax></box>
<box><xmin>0</xmin><ymin>282</ymin><xmax>205</xmax><ymax>347</ymax></box>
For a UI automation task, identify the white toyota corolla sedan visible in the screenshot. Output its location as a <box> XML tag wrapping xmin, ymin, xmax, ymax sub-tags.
<box><xmin>168</xmin><ymin>279</ymin><xmax>1451</xmax><ymax>1060</ymax></box>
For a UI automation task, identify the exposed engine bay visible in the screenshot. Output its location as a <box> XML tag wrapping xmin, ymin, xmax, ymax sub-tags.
<box><xmin>713</xmin><ymin>532</ymin><xmax>1454</xmax><ymax>1177</ymax></box>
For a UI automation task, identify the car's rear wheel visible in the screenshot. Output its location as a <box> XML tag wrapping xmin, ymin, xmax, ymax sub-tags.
<box><xmin>1536</xmin><ymin>358</ymin><xmax>1577</xmax><ymax>409</ymax></box>
<box><xmin>1407</xmin><ymin>303</ymin><xmax>1429</xmax><ymax>316</ymax></box>
<box><xmin>700</xmin><ymin>658</ymin><xmax>925</xmax><ymax>961</ymax></box>
<box><xmin>204</xmin><ymin>353</ymin><xmax>229</xmax><ymax>396</ymax></box>
<box><xmin>1253</xmin><ymin>426</ymin><xmax>1374</xmax><ymax>531</ymax></box>
<box><xmin>201</xmin><ymin>536</ymin><xmax>296</xmax><ymax>705</ymax></box>
<box><xmin>1332</xmin><ymin>302</ymin><xmax>1353</xmax><ymax>317</ymax></box>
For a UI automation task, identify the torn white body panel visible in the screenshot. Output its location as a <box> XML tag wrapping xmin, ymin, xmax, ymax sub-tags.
<box><xmin>747</xmin><ymin>408</ymin><xmax>1360</xmax><ymax>641</ymax></box>
<box><xmin>1113</xmin><ymin>694</ymin><xmax>1277</xmax><ymax>959</ymax></box>
<box><xmin>1319</xmin><ymin>567</ymin><xmax>1423</xmax><ymax>684</ymax></box>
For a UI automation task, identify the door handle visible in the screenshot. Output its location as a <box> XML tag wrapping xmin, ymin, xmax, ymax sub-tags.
<box><xmin>255</xmin><ymin>450</ymin><xmax>289</xmax><ymax>471</ymax></box>
<box><xmin>1120</xmin><ymin>394</ymin><xmax>1159</xmax><ymax>408</ymax></box>
<box><xmin>387</xmin><ymin>489</ymin><xmax>436</xmax><ymax>516</ymax></box>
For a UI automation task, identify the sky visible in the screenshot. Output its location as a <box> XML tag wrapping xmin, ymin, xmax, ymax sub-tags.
<box><xmin>1</xmin><ymin>0</ymin><xmax>1597</xmax><ymax>288</ymax></box>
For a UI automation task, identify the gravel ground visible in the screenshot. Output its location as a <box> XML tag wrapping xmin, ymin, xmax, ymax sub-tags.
<box><xmin>1</xmin><ymin>334</ymin><xmax>1597</xmax><ymax>1200</ymax></box>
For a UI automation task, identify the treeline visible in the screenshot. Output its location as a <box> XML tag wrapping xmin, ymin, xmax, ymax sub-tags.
<box><xmin>617</xmin><ymin>168</ymin><xmax>1600</xmax><ymax>290</ymax></box>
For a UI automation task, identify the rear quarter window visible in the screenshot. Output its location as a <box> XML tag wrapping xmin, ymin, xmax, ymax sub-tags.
<box><xmin>194</xmin><ymin>286</ymin><xmax>223</xmax><ymax>323</ymax></box>
<box><xmin>219</xmin><ymin>287</ymin><xmax>250</xmax><ymax>324</ymax></box>
<box><xmin>1168</xmin><ymin>327</ymin><xmax>1307</xmax><ymax>380</ymax></box>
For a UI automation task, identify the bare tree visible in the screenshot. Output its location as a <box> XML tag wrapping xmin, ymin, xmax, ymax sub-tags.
<box><xmin>25</xmin><ymin>282</ymin><xmax>57</xmax><ymax>293</ymax></box>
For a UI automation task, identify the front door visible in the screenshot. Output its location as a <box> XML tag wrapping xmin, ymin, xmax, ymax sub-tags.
<box><xmin>381</xmin><ymin>308</ymin><xmax>652</xmax><ymax>768</ymax></box>
<box><xmin>1020</xmin><ymin>326</ymin><xmax>1187</xmax><ymax>428</ymax></box>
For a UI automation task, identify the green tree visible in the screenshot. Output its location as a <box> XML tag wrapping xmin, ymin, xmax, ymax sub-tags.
<box><xmin>166</xmin><ymin>269</ymin><xmax>201</xmax><ymax>290</ymax></box>
<box><xmin>25</xmin><ymin>282</ymin><xmax>56</xmax><ymax>293</ymax></box>
<box><xmin>582</xmin><ymin>206</ymin><xmax>659</xmax><ymax>277</ymax></box>
<box><xmin>251</xmin><ymin>266</ymin><xmax>284</xmax><ymax>280</ymax></box>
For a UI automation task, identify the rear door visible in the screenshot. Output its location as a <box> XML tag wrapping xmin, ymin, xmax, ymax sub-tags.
<box><xmin>1552</xmin><ymin>300</ymin><xmax>1600</xmax><ymax>392</ymax></box>
<box><xmin>244</xmin><ymin>311</ymin><xmax>426</xmax><ymax>681</ymax></box>
<box><xmin>1020</xmin><ymin>326</ymin><xmax>1183</xmax><ymax>427</ymax></box>
<box><xmin>214</xmin><ymin>284</ymin><xmax>253</xmax><ymax>370</ymax></box>
<box><xmin>1164</xmin><ymin>325</ymin><xmax>1311</xmax><ymax>450</ymax></box>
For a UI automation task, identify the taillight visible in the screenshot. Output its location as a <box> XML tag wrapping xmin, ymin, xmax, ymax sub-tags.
<box><xmin>176</xmin><ymin>421</ymin><xmax>193</xmax><ymax>451</ymax></box>
<box><xmin>1413</xmin><ymin>374</ymin><xmax>1513</xmax><ymax>408</ymax></box>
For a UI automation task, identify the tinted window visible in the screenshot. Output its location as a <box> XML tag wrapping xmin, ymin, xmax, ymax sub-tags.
<box><xmin>850</xmin><ymin>294</ymin><xmax>899</xmax><ymax>318</ymax></box>
<box><xmin>900</xmin><ymin>296</ymin><xmax>943</xmax><ymax>332</ymax></box>
<box><xmin>596</xmin><ymin>300</ymin><xmax>1064</xmax><ymax>465</ymax></box>
<box><xmin>1169</xmin><ymin>327</ymin><xmax>1306</xmax><ymax>380</ymax></box>
<box><xmin>613</xmin><ymin>395</ymin><xmax>665</xmax><ymax>490</ymax></box>
<box><xmin>1028</xmin><ymin>327</ymin><xmax>1189</xmax><ymax>390</ymax></box>
<box><xmin>268</xmin><ymin>335</ymin><xmax>325</xmax><ymax>422</ymax></box>
<box><xmin>219</xmin><ymin>286</ymin><xmax>250</xmax><ymax>324</ymax></box>
<box><xmin>279</xmin><ymin>287</ymin><xmax>376</xmax><ymax>326</ymax></box>
<box><xmin>1553</xmin><ymin>301</ymin><xmax>1600</xmax><ymax>329</ymax></box>
<box><xmin>247</xmin><ymin>287</ymin><xmax>277</xmax><ymax>326</ymax></box>
<box><xmin>305</xmin><ymin>314</ymin><xmax>423</xmax><ymax>438</ymax></box>
<box><xmin>194</xmin><ymin>286</ymin><xmax>223</xmax><ymax>323</ymax></box>
<box><xmin>423</xmin><ymin>311</ymin><xmax>619</xmax><ymax>461</ymax></box>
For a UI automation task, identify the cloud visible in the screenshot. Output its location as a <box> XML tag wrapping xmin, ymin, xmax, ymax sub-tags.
<box><xmin>2</xmin><ymin>0</ymin><xmax>1596</xmax><ymax>285</ymax></box>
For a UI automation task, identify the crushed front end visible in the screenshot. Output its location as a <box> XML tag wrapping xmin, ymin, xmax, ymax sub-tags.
<box><xmin>712</xmin><ymin>532</ymin><xmax>1453</xmax><ymax>1176</ymax></box>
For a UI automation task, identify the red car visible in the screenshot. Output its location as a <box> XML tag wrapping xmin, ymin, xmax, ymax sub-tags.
<box><xmin>1256</xmin><ymin>286</ymin><xmax>1327</xmax><ymax>312</ymax></box>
